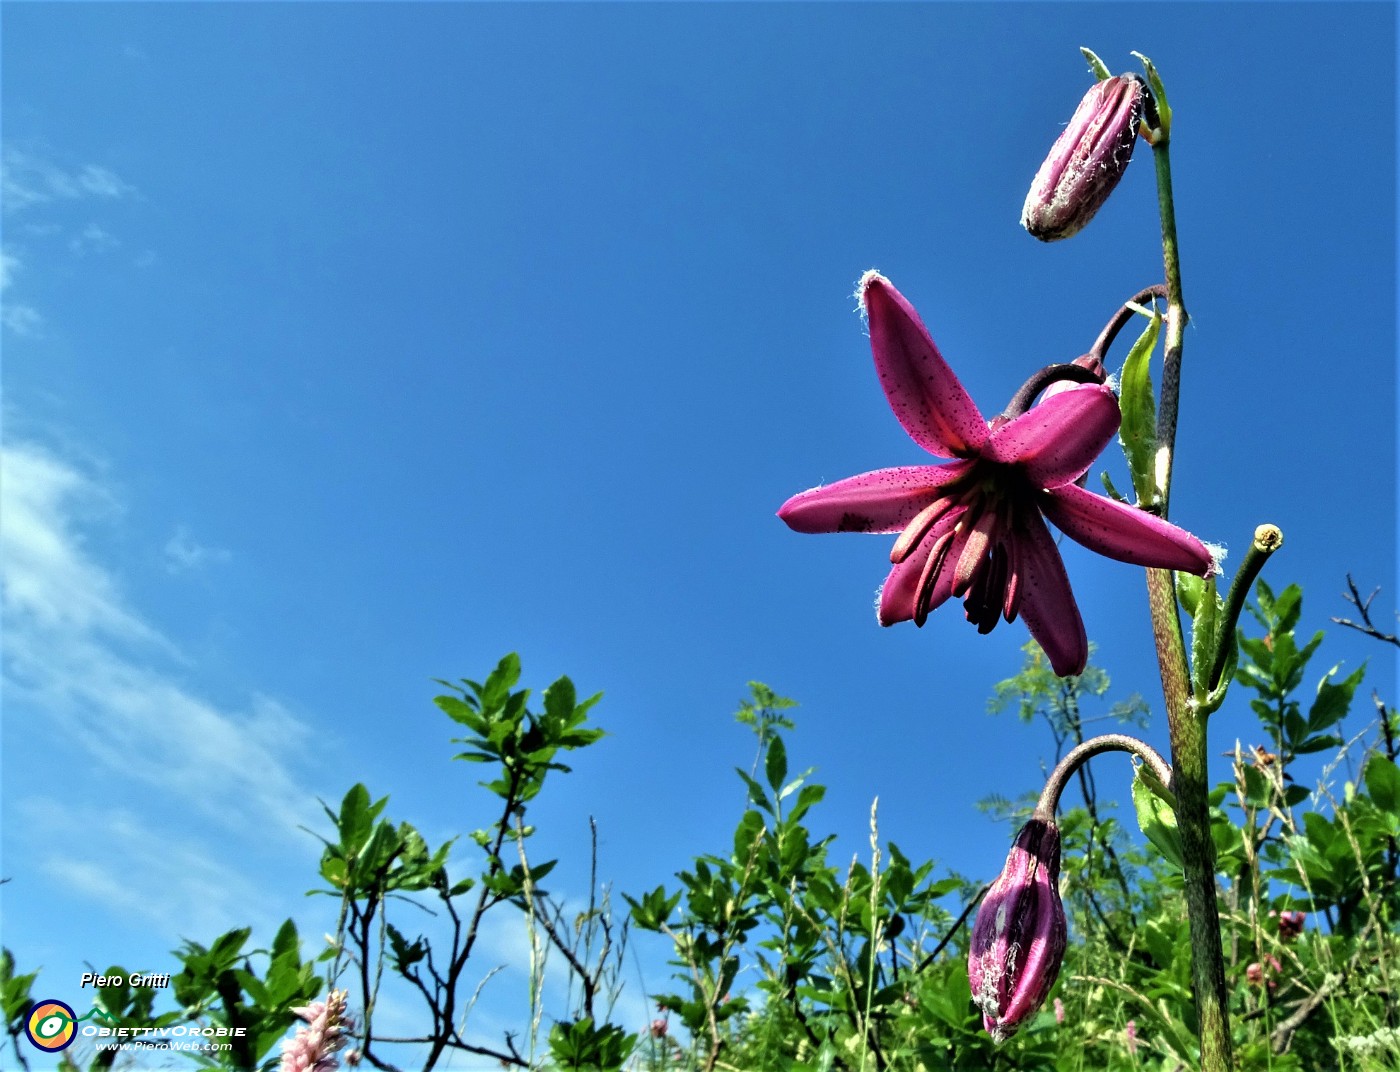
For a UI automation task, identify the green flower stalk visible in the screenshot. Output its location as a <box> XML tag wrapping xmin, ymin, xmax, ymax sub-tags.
<box><xmin>1129</xmin><ymin>49</ymin><xmax>1236</xmax><ymax>1072</ymax></box>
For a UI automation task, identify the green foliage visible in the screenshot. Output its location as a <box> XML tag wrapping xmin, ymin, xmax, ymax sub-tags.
<box><xmin>987</xmin><ymin>641</ymin><xmax>1149</xmax><ymax>743</ymax></box>
<box><xmin>1</xmin><ymin>948</ymin><xmax>39</xmax><ymax>1066</ymax></box>
<box><xmin>5</xmin><ymin>613</ymin><xmax>1398</xmax><ymax>1072</ymax></box>
<box><xmin>170</xmin><ymin>921</ymin><xmax>320</xmax><ymax>1071</ymax></box>
<box><xmin>548</xmin><ymin>1017</ymin><xmax>636</xmax><ymax>1070</ymax></box>
<box><xmin>437</xmin><ymin>653</ymin><xmax>604</xmax><ymax>804</ymax></box>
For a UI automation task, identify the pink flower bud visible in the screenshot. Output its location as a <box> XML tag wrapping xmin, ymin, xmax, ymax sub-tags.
<box><xmin>1246</xmin><ymin>955</ymin><xmax>1283</xmax><ymax>990</ymax></box>
<box><xmin>1276</xmin><ymin>910</ymin><xmax>1306</xmax><ymax>941</ymax></box>
<box><xmin>968</xmin><ymin>818</ymin><xmax>1068</xmax><ymax>1042</ymax></box>
<box><xmin>1022</xmin><ymin>75</ymin><xmax>1147</xmax><ymax>242</ymax></box>
<box><xmin>650</xmin><ymin>1018</ymin><xmax>668</xmax><ymax>1039</ymax></box>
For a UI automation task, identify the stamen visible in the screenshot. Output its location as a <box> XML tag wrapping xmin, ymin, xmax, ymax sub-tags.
<box><xmin>973</xmin><ymin>544</ymin><xmax>1010</xmax><ymax>634</ymax></box>
<box><xmin>1003</xmin><ymin>520</ymin><xmax>1024</xmax><ymax>623</ymax></box>
<box><xmin>953</xmin><ymin>509</ymin><xmax>999</xmax><ymax>597</ymax></box>
<box><xmin>964</xmin><ymin>546</ymin><xmax>1000</xmax><ymax>634</ymax></box>
<box><xmin>913</xmin><ymin>529</ymin><xmax>958</xmax><ymax>627</ymax></box>
<box><xmin>890</xmin><ymin>496</ymin><xmax>959</xmax><ymax>564</ymax></box>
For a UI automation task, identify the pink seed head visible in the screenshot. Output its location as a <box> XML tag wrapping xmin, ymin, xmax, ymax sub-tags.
<box><xmin>1022</xmin><ymin>74</ymin><xmax>1148</xmax><ymax>242</ymax></box>
<box><xmin>968</xmin><ymin>818</ymin><xmax>1068</xmax><ymax>1042</ymax></box>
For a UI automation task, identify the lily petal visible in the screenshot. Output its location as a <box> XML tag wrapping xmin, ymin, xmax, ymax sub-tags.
<box><xmin>862</xmin><ymin>273</ymin><xmax>989</xmax><ymax>459</ymax></box>
<box><xmin>1014</xmin><ymin>511</ymin><xmax>1088</xmax><ymax>676</ymax></box>
<box><xmin>987</xmin><ymin>384</ymin><xmax>1120</xmax><ymax>488</ymax></box>
<box><xmin>1040</xmin><ymin>482</ymin><xmax>1214</xmax><ymax>575</ymax></box>
<box><xmin>778</xmin><ymin>463</ymin><xmax>970</xmax><ymax>534</ymax></box>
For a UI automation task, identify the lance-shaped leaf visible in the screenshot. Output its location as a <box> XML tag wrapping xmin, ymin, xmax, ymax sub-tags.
<box><xmin>1118</xmin><ymin>308</ymin><xmax>1162</xmax><ymax>506</ymax></box>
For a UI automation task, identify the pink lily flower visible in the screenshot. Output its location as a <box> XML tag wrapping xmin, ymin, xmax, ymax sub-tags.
<box><xmin>778</xmin><ymin>272</ymin><xmax>1213</xmax><ymax>676</ymax></box>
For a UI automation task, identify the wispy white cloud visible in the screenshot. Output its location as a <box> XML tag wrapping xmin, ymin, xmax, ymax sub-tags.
<box><xmin>1</xmin><ymin>439</ymin><xmax>322</xmax><ymax>858</ymax></box>
<box><xmin>69</xmin><ymin>222</ymin><xmax>120</xmax><ymax>256</ymax></box>
<box><xmin>164</xmin><ymin>524</ymin><xmax>232</xmax><ymax>574</ymax></box>
<box><xmin>16</xmin><ymin>797</ymin><xmax>287</xmax><ymax>941</ymax></box>
<box><xmin>1</xmin><ymin>148</ymin><xmax>137</xmax><ymax>213</ymax></box>
<box><xmin>1</xmin><ymin>149</ymin><xmax>140</xmax><ymax>334</ymax></box>
<box><xmin>2</xmin><ymin>303</ymin><xmax>44</xmax><ymax>337</ymax></box>
<box><xmin>1</xmin><ymin>247</ymin><xmax>44</xmax><ymax>337</ymax></box>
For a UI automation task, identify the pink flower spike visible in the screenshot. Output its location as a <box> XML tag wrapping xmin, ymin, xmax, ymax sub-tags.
<box><xmin>778</xmin><ymin>276</ymin><xmax>1214</xmax><ymax>676</ymax></box>
<box><xmin>281</xmin><ymin>990</ymin><xmax>354</xmax><ymax>1072</ymax></box>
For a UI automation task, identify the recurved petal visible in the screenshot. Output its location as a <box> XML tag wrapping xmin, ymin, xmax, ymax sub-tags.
<box><xmin>1013</xmin><ymin>511</ymin><xmax>1088</xmax><ymax>676</ymax></box>
<box><xmin>778</xmin><ymin>463</ymin><xmax>970</xmax><ymax>534</ymax></box>
<box><xmin>861</xmin><ymin>273</ymin><xmax>989</xmax><ymax>459</ymax></box>
<box><xmin>1040</xmin><ymin>482</ymin><xmax>1215</xmax><ymax>575</ymax></box>
<box><xmin>987</xmin><ymin>384</ymin><xmax>1120</xmax><ymax>488</ymax></box>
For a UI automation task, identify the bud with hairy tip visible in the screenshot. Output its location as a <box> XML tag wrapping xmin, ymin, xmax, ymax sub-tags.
<box><xmin>968</xmin><ymin>818</ymin><xmax>1068</xmax><ymax>1041</ymax></box>
<box><xmin>1022</xmin><ymin>74</ymin><xmax>1148</xmax><ymax>241</ymax></box>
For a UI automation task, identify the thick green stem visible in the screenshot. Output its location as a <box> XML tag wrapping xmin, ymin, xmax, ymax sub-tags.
<box><xmin>1152</xmin><ymin>140</ymin><xmax>1185</xmax><ymax>514</ymax></box>
<box><xmin>1147</xmin><ymin>129</ymin><xmax>1235</xmax><ymax>1071</ymax></box>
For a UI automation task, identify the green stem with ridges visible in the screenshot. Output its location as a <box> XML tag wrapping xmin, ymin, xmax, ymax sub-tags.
<box><xmin>1145</xmin><ymin>102</ymin><xmax>1235</xmax><ymax>1072</ymax></box>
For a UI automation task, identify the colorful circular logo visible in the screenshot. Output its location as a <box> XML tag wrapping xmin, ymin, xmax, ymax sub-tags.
<box><xmin>25</xmin><ymin>1000</ymin><xmax>78</xmax><ymax>1052</ymax></box>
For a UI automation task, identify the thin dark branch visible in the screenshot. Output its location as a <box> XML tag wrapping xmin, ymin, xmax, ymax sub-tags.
<box><xmin>1332</xmin><ymin>575</ymin><xmax>1398</xmax><ymax>647</ymax></box>
<box><xmin>916</xmin><ymin>884</ymin><xmax>991</xmax><ymax>972</ymax></box>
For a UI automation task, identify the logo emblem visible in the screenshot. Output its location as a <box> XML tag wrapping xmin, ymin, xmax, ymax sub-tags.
<box><xmin>24</xmin><ymin>1000</ymin><xmax>78</xmax><ymax>1052</ymax></box>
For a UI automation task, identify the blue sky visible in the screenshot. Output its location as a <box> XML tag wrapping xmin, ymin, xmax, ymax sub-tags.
<box><xmin>2</xmin><ymin>3</ymin><xmax>1396</xmax><ymax>1068</ymax></box>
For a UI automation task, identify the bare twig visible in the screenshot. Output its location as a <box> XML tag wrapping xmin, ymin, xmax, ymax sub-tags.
<box><xmin>1332</xmin><ymin>575</ymin><xmax>1399</xmax><ymax>647</ymax></box>
<box><xmin>916</xmin><ymin>883</ymin><xmax>991</xmax><ymax>972</ymax></box>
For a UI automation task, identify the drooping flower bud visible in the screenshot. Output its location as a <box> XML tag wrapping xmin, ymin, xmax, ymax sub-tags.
<box><xmin>968</xmin><ymin>818</ymin><xmax>1067</xmax><ymax>1042</ymax></box>
<box><xmin>1022</xmin><ymin>74</ymin><xmax>1148</xmax><ymax>242</ymax></box>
